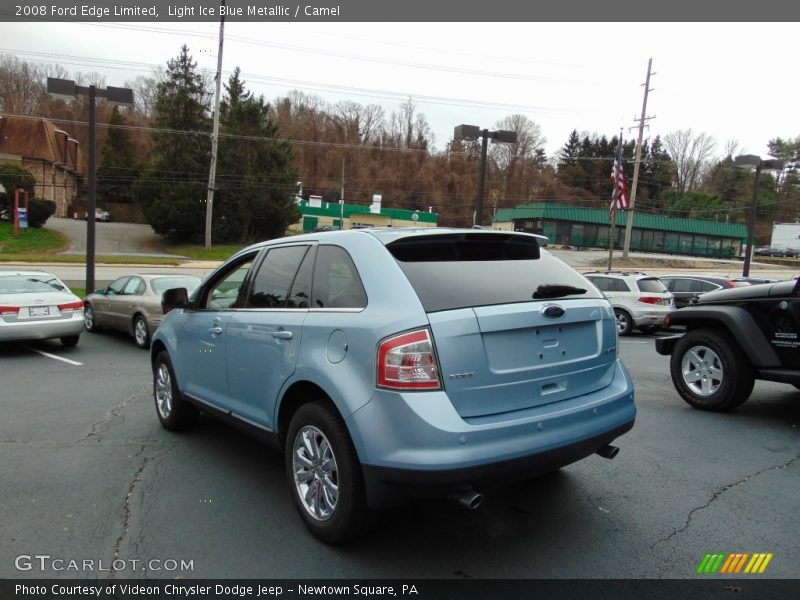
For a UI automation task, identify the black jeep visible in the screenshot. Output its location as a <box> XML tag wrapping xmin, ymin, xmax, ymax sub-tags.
<box><xmin>655</xmin><ymin>278</ymin><xmax>800</xmax><ymax>411</ymax></box>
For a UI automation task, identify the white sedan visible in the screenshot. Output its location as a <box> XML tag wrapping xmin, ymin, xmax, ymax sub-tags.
<box><xmin>0</xmin><ymin>269</ymin><xmax>85</xmax><ymax>346</ymax></box>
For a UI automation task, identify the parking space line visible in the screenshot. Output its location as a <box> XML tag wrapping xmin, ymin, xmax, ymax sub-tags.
<box><xmin>27</xmin><ymin>347</ymin><xmax>83</xmax><ymax>366</ymax></box>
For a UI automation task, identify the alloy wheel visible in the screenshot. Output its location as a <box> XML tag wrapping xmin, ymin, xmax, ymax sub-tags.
<box><xmin>680</xmin><ymin>344</ymin><xmax>723</xmax><ymax>396</ymax></box>
<box><xmin>155</xmin><ymin>362</ymin><xmax>173</xmax><ymax>419</ymax></box>
<box><xmin>292</xmin><ymin>425</ymin><xmax>339</xmax><ymax>521</ymax></box>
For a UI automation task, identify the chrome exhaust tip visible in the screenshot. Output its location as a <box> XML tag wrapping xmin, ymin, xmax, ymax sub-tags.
<box><xmin>449</xmin><ymin>490</ymin><xmax>484</xmax><ymax>510</ymax></box>
<box><xmin>596</xmin><ymin>444</ymin><xmax>620</xmax><ymax>459</ymax></box>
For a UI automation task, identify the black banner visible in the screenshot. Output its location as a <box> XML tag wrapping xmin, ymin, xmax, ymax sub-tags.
<box><xmin>4</xmin><ymin>579</ymin><xmax>800</xmax><ymax>600</ymax></box>
<box><xmin>2</xmin><ymin>0</ymin><xmax>799</xmax><ymax>23</ymax></box>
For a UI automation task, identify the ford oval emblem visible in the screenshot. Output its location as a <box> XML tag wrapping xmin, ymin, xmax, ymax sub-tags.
<box><xmin>542</xmin><ymin>304</ymin><xmax>565</xmax><ymax>318</ymax></box>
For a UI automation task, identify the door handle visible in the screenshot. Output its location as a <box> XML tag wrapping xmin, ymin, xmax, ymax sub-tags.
<box><xmin>209</xmin><ymin>327</ymin><xmax>223</xmax><ymax>335</ymax></box>
<box><xmin>270</xmin><ymin>330</ymin><xmax>293</xmax><ymax>340</ymax></box>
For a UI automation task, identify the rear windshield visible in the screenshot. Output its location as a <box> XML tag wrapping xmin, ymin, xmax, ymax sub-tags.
<box><xmin>0</xmin><ymin>274</ymin><xmax>66</xmax><ymax>294</ymax></box>
<box><xmin>387</xmin><ymin>234</ymin><xmax>598</xmax><ymax>312</ymax></box>
<box><xmin>636</xmin><ymin>278</ymin><xmax>668</xmax><ymax>293</ymax></box>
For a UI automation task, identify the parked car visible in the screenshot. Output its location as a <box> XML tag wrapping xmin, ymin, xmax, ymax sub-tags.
<box><xmin>85</xmin><ymin>208</ymin><xmax>112</xmax><ymax>222</ymax></box>
<box><xmin>84</xmin><ymin>274</ymin><xmax>202</xmax><ymax>348</ymax></box>
<box><xmin>658</xmin><ymin>275</ymin><xmax>749</xmax><ymax>309</ymax></box>
<box><xmin>583</xmin><ymin>271</ymin><xmax>673</xmax><ymax>335</ymax></box>
<box><xmin>0</xmin><ymin>269</ymin><xmax>84</xmax><ymax>346</ymax></box>
<box><xmin>730</xmin><ymin>276</ymin><xmax>783</xmax><ymax>285</ymax></box>
<box><xmin>656</xmin><ymin>278</ymin><xmax>800</xmax><ymax>411</ymax></box>
<box><xmin>151</xmin><ymin>229</ymin><xmax>636</xmax><ymax>542</ymax></box>
<box><xmin>754</xmin><ymin>246</ymin><xmax>773</xmax><ymax>256</ymax></box>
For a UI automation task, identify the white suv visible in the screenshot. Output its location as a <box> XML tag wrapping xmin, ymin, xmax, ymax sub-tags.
<box><xmin>583</xmin><ymin>271</ymin><xmax>674</xmax><ymax>335</ymax></box>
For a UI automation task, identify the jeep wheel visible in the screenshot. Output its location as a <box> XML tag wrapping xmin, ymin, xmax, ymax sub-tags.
<box><xmin>285</xmin><ymin>401</ymin><xmax>371</xmax><ymax>544</ymax></box>
<box><xmin>670</xmin><ymin>329</ymin><xmax>754</xmax><ymax>411</ymax></box>
<box><xmin>614</xmin><ymin>309</ymin><xmax>633</xmax><ymax>336</ymax></box>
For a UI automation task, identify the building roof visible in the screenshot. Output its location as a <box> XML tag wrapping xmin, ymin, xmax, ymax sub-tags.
<box><xmin>299</xmin><ymin>200</ymin><xmax>437</xmax><ymax>223</ymax></box>
<box><xmin>494</xmin><ymin>203</ymin><xmax>747</xmax><ymax>239</ymax></box>
<box><xmin>0</xmin><ymin>114</ymin><xmax>83</xmax><ymax>176</ymax></box>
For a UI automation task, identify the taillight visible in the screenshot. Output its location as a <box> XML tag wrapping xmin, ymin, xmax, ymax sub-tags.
<box><xmin>638</xmin><ymin>296</ymin><xmax>661</xmax><ymax>304</ymax></box>
<box><xmin>58</xmin><ymin>301</ymin><xmax>85</xmax><ymax>312</ymax></box>
<box><xmin>377</xmin><ymin>329</ymin><xmax>441</xmax><ymax>390</ymax></box>
<box><xmin>0</xmin><ymin>306</ymin><xmax>19</xmax><ymax>316</ymax></box>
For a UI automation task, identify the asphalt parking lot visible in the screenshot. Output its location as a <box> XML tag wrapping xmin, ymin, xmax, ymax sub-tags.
<box><xmin>1</xmin><ymin>327</ymin><xmax>798</xmax><ymax>580</ymax></box>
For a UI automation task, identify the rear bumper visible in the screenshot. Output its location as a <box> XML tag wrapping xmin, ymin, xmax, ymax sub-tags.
<box><xmin>0</xmin><ymin>314</ymin><xmax>84</xmax><ymax>342</ymax></box>
<box><xmin>631</xmin><ymin>307</ymin><xmax>672</xmax><ymax>327</ymax></box>
<box><xmin>347</xmin><ymin>359</ymin><xmax>636</xmax><ymax>507</ymax></box>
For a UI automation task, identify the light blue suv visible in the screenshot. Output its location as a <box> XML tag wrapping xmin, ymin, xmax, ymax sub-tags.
<box><xmin>152</xmin><ymin>228</ymin><xmax>635</xmax><ymax>542</ymax></box>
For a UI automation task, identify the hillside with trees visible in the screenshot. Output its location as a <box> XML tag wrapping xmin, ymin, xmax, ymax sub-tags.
<box><xmin>1</xmin><ymin>50</ymin><xmax>797</xmax><ymax>244</ymax></box>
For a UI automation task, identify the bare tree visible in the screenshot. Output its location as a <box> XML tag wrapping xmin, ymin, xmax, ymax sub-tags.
<box><xmin>0</xmin><ymin>54</ymin><xmax>46</xmax><ymax>114</ymax></box>
<box><xmin>663</xmin><ymin>129</ymin><xmax>717</xmax><ymax>193</ymax></box>
<box><xmin>723</xmin><ymin>139</ymin><xmax>742</xmax><ymax>160</ymax></box>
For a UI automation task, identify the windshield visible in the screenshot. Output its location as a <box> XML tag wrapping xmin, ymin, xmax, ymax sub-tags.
<box><xmin>0</xmin><ymin>275</ymin><xmax>67</xmax><ymax>294</ymax></box>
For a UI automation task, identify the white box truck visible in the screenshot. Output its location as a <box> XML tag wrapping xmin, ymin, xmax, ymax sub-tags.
<box><xmin>771</xmin><ymin>222</ymin><xmax>800</xmax><ymax>252</ymax></box>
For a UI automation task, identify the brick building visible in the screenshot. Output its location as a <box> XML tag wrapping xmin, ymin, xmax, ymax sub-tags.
<box><xmin>0</xmin><ymin>114</ymin><xmax>84</xmax><ymax>217</ymax></box>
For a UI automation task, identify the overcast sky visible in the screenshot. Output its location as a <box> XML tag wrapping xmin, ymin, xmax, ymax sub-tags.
<box><xmin>2</xmin><ymin>21</ymin><xmax>798</xmax><ymax>158</ymax></box>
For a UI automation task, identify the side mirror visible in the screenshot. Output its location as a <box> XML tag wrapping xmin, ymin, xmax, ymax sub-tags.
<box><xmin>162</xmin><ymin>287</ymin><xmax>189</xmax><ymax>314</ymax></box>
<box><xmin>93</xmin><ymin>288</ymin><xmax>105</xmax><ymax>295</ymax></box>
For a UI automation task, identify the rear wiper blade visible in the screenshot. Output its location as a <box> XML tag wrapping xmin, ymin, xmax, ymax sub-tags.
<box><xmin>533</xmin><ymin>284</ymin><xmax>587</xmax><ymax>299</ymax></box>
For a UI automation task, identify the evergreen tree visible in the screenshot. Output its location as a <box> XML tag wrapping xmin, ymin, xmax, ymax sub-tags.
<box><xmin>97</xmin><ymin>106</ymin><xmax>139</xmax><ymax>204</ymax></box>
<box><xmin>132</xmin><ymin>45</ymin><xmax>210</xmax><ymax>241</ymax></box>
<box><xmin>215</xmin><ymin>67</ymin><xmax>298</xmax><ymax>242</ymax></box>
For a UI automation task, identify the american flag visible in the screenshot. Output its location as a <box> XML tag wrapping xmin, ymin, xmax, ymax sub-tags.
<box><xmin>609</xmin><ymin>143</ymin><xmax>629</xmax><ymax>222</ymax></box>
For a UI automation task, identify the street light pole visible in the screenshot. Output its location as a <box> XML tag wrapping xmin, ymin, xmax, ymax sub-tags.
<box><xmin>476</xmin><ymin>130</ymin><xmax>489</xmax><ymax>226</ymax></box>
<box><xmin>47</xmin><ymin>78</ymin><xmax>133</xmax><ymax>293</ymax></box>
<box><xmin>735</xmin><ymin>154</ymin><xmax>784</xmax><ymax>278</ymax></box>
<box><xmin>454</xmin><ymin>125</ymin><xmax>517</xmax><ymax>227</ymax></box>
<box><xmin>743</xmin><ymin>162</ymin><xmax>761</xmax><ymax>278</ymax></box>
<box><xmin>86</xmin><ymin>85</ymin><xmax>97</xmax><ymax>292</ymax></box>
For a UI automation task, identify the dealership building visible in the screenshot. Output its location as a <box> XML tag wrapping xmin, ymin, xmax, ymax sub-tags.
<box><xmin>493</xmin><ymin>203</ymin><xmax>748</xmax><ymax>257</ymax></box>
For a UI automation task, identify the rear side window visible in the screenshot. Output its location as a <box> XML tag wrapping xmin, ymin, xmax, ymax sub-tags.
<box><xmin>312</xmin><ymin>246</ymin><xmax>367</xmax><ymax>309</ymax></box>
<box><xmin>637</xmin><ymin>278</ymin><xmax>668</xmax><ymax>293</ymax></box>
<box><xmin>388</xmin><ymin>233</ymin><xmax>597</xmax><ymax>312</ymax></box>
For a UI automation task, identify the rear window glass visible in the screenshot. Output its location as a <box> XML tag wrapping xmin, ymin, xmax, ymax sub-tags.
<box><xmin>636</xmin><ymin>278</ymin><xmax>668</xmax><ymax>293</ymax></box>
<box><xmin>0</xmin><ymin>275</ymin><xmax>66</xmax><ymax>294</ymax></box>
<box><xmin>151</xmin><ymin>276</ymin><xmax>202</xmax><ymax>295</ymax></box>
<box><xmin>387</xmin><ymin>235</ymin><xmax>598</xmax><ymax>312</ymax></box>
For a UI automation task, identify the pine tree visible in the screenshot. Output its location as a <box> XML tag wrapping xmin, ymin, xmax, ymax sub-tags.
<box><xmin>215</xmin><ymin>67</ymin><xmax>298</xmax><ymax>242</ymax></box>
<box><xmin>132</xmin><ymin>45</ymin><xmax>210</xmax><ymax>241</ymax></box>
<box><xmin>97</xmin><ymin>106</ymin><xmax>139</xmax><ymax>204</ymax></box>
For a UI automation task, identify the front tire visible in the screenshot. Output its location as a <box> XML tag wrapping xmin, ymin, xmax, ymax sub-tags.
<box><xmin>133</xmin><ymin>315</ymin><xmax>150</xmax><ymax>349</ymax></box>
<box><xmin>285</xmin><ymin>401</ymin><xmax>370</xmax><ymax>544</ymax></box>
<box><xmin>614</xmin><ymin>309</ymin><xmax>633</xmax><ymax>336</ymax></box>
<box><xmin>153</xmin><ymin>351</ymin><xmax>198</xmax><ymax>431</ymax></box>
<box><xmin>670</xmin><ymin>329</ymin><xmax>754</xmax><ymax>411</ymax></box>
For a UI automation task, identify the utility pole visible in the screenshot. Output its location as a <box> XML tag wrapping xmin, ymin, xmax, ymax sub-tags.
<box><xmin>622</xmin><ymin>58</ymin><xmax>655</xmax><ymax>258</ymax></box>
<box><xmin>204</xmin><ymin>0</ymin><xmax>225</xmax><ymax>250</ymax></box>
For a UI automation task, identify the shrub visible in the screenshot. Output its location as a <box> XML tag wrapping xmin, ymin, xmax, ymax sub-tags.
<box><xmin>27</xmin><ymin>199</ymin><xmax>56</xmax><ymax>228</ymax></box>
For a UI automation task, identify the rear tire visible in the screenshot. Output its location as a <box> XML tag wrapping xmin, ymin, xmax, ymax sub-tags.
<box><xmin>133</xmin><ymin>315</ymin><xmax>150</xmax><ymax>349</ymax></box>
<box><xmin>60</xmin><ymin>335</ymin><xmax>79</xmax><ymax>347</ymax></box>
<box><xmin>670</xmin><ymin>329</ymin><xmax>754</xmax><ymax>411</ymax></box>
<box><xmin>614</xmin><ymin>309</ymin><xmax>633</xmax><ymax>336</ymax></box>
<box><xmin>285</xmin><ymin>401</ymin><xmax>371</xmax><ymax>543</ymax></box>
<box><xmin>84</xmin><ymin>304</ymin><xmax>100</xmax><ymax>332</ymax></box>
<box><xmin>153</xmin><ymin>351</ymin><xmax>198</xmax><ymax>431</ymax></box>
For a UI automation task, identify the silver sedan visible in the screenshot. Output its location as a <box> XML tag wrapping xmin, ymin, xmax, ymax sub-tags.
<box><xmin>84</xmin><ymin>274</ymin><xmax>201</xmax><ymax>348</ymax></box>
<box><xmin>0</xmin><ymin>269</ymin><xmax>85</xmax><ymax>346</ymax></box>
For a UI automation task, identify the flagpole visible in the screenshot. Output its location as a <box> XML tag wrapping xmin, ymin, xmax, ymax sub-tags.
<box><xmin>607</xmin><ymin>212</ymin><xmax>616</xmax><ymax>270</ymax></box>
